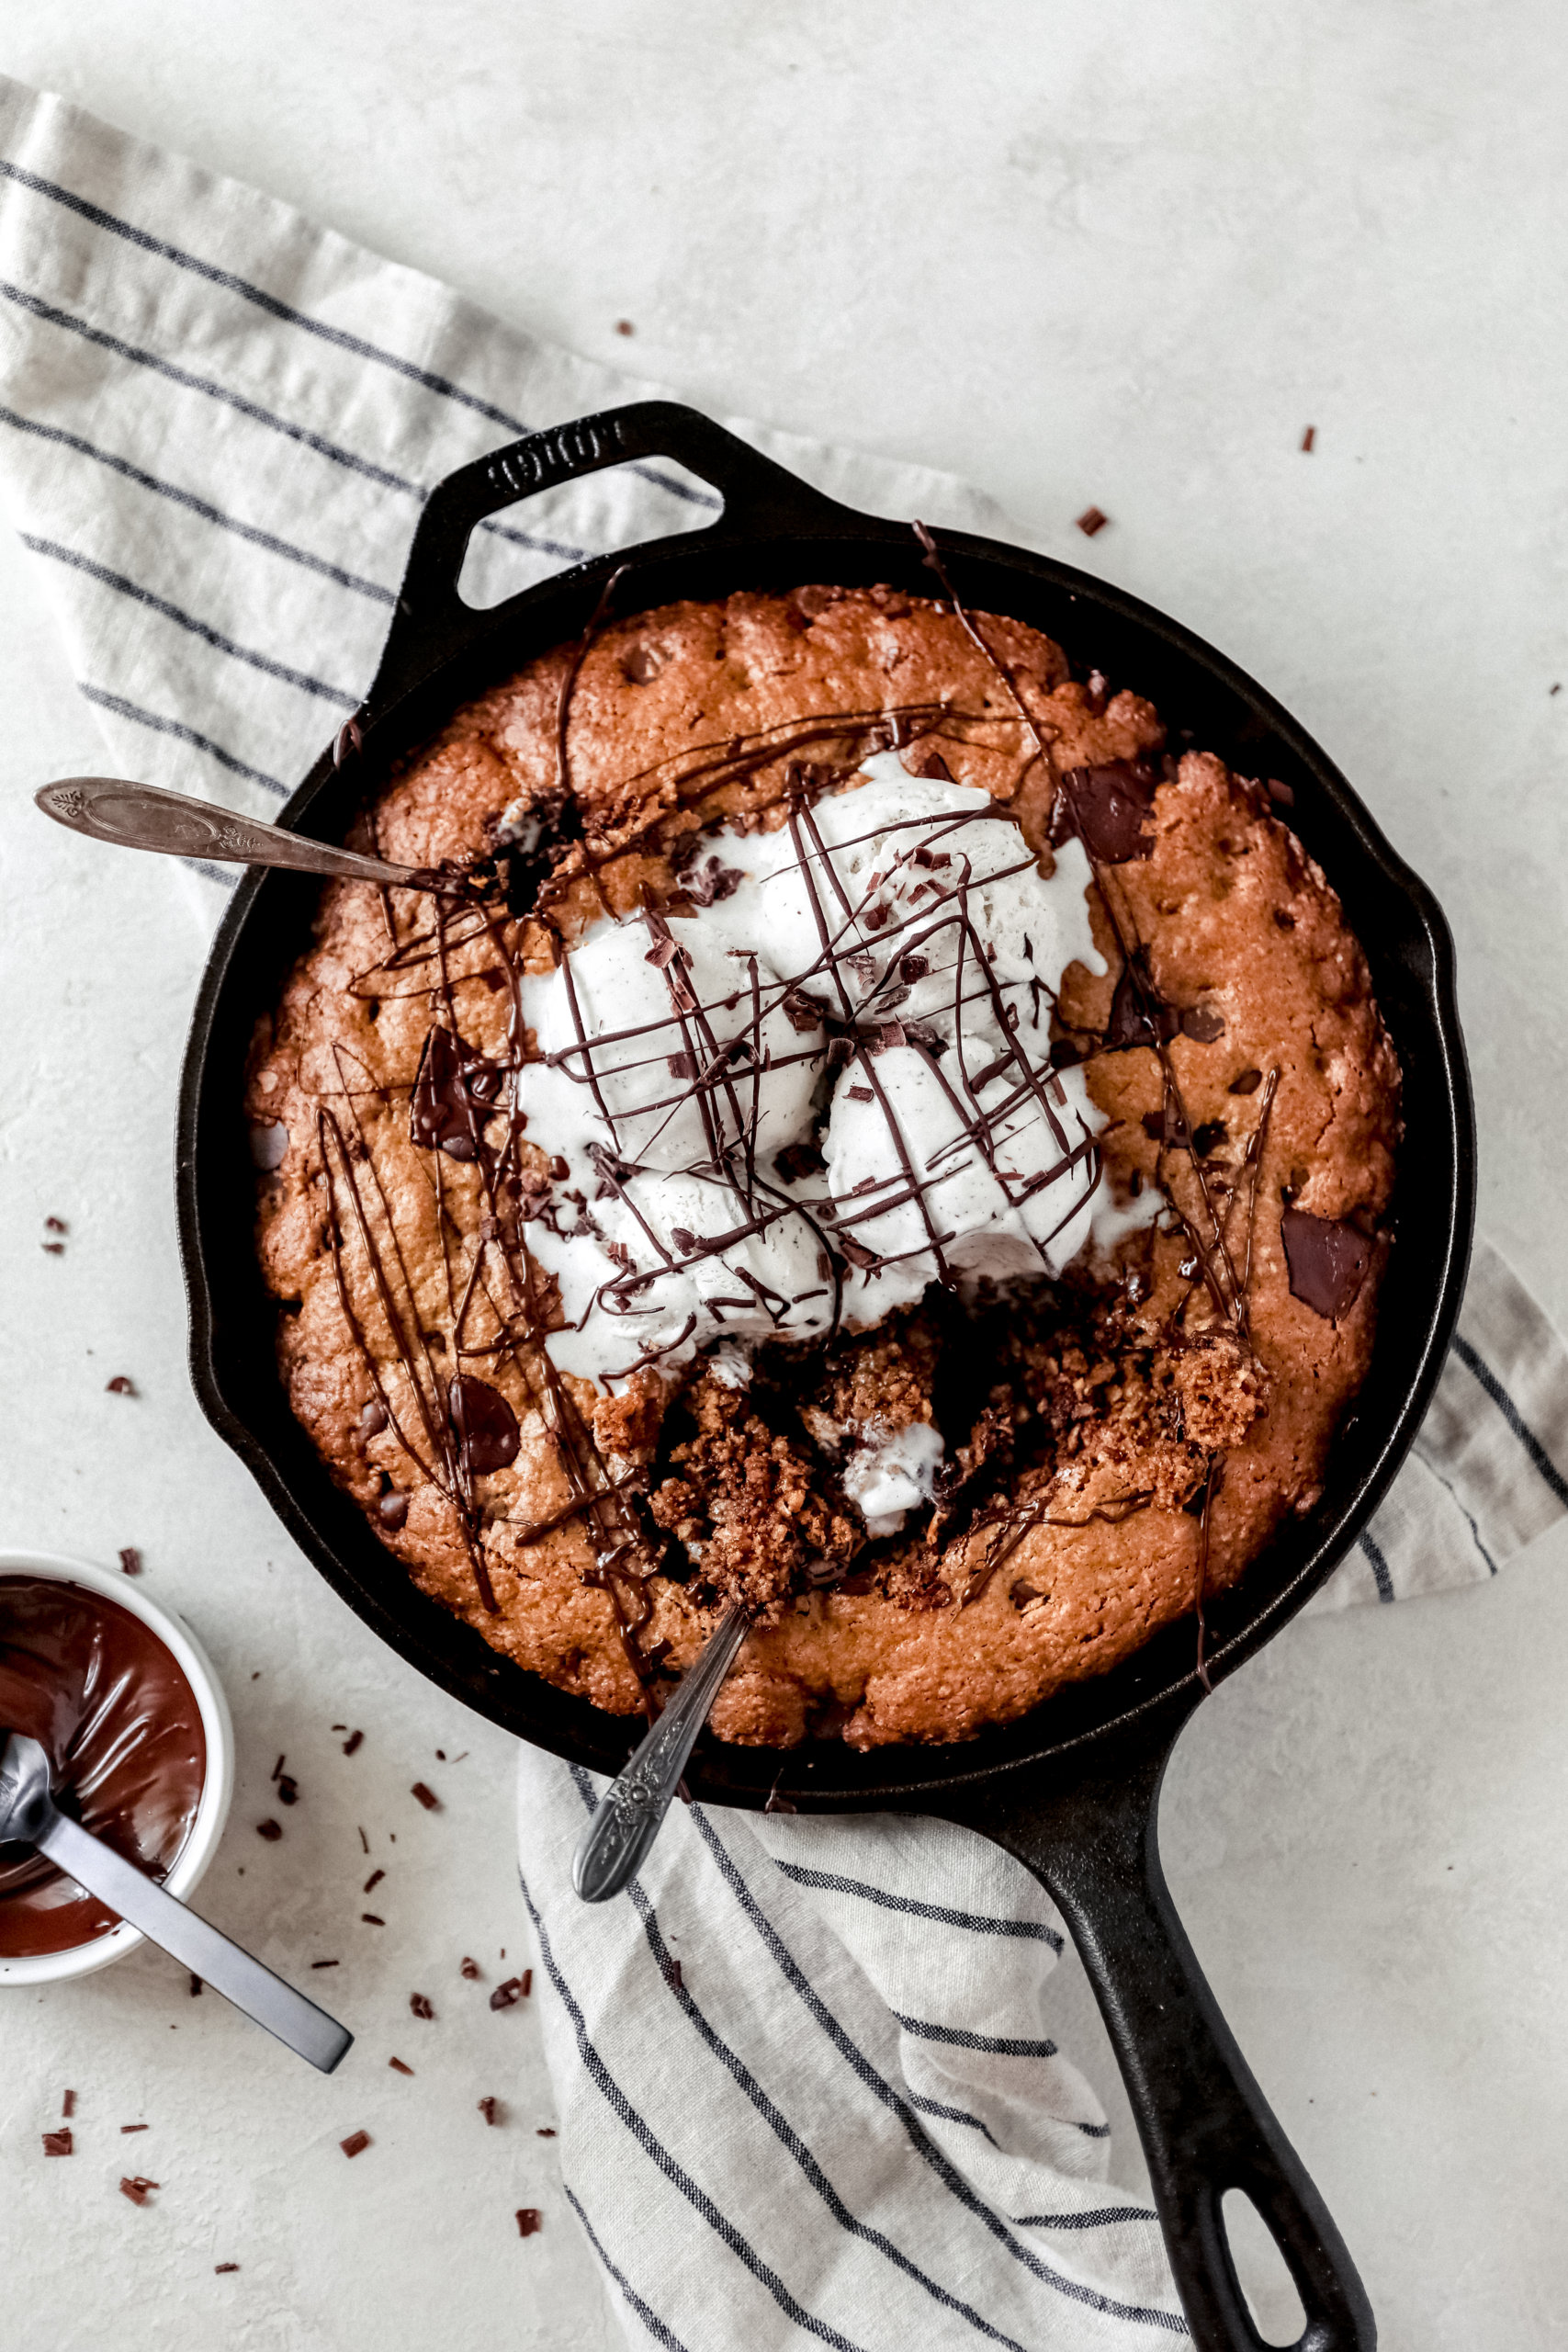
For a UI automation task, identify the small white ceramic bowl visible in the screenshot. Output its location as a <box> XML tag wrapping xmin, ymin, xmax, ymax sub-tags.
<box><xmin>0</xmin><ymin>1546</ymin><xmax>235</xmax><ymax>1985</ymax></box>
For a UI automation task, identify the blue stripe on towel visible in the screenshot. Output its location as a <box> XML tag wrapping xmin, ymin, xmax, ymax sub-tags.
<box><xmin>519</xmin><ymin>1870</ymin><xmax>873</xmax><ymax>2352</ymax></box>
<box><xmin>772</xmin><ymin>1863</ymin><xmax>1065</xmax><ymax>1952</ymax></box>
<box><xmin>78</xmin><ymin>684</ymin><xmax>288</xmax><ymax>794</ymax></box>
<box><xmin>567</xmin><ymin>1769</ymin><xmax>1032</xmax><ymax>2352</ymax></box>
<box><xmin>0</xmin><ymin>404</ymin><xmax>396</xmax><ymax>601</ymax></box>
<box><xmin>562</xmin><ymin>2186</ymin><xmax>694</xmax><ymax>2352</ymax></box>
<box><xmin>0</xmin><ymin>156</ymin><xmax>721</xmax><ymax>511</ymax></box>
<box><xmin>1452</xmin><ymin>1334</ymin><xmax>1568</xmax><ymax>1508</ymax></box>
<box><xmin>691</xmin><ymin>1810</ymin><xmax>1186</xmax><ymax>2334</ymax></box>
<box><xmin>23</xmin><ymin>534</ymin><xmax>358</xmax><ymax>706</ymax></box>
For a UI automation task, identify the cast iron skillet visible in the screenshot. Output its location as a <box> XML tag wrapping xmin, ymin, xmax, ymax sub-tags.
<box><xmin>177</xmin><ymin>401</ymin><xmax>1473</xmax><ymax>2351</ymax></box>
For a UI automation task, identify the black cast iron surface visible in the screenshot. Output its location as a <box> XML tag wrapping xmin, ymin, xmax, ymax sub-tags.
<box><xmin>177</xmin><ymin>402</ymin><xmax>1474</xmax><ymax>2351</ymax></box>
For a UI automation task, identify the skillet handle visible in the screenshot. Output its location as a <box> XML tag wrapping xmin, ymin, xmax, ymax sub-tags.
<box><xmin>369</xmin><ymin>400</ymin><xmax>863</xmax><ymax>707</ymax></box>
<box><xmin>951</xmin><ymin>1732</ymin><xmax>1374</xmax><ymax>2352</ymax></box>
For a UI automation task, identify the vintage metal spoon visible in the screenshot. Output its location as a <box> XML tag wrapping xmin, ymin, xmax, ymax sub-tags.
<box><xmin>572</xmin><ymin>1601</ymin><xmax>751</xmax><ymax>1902</ymax></box>
<box><xmin>0</xmin><ymin>1732</ymin><xmax>352</xmax><ymax>2073</ymax></box>
<box><xmin>35</xmin><ymin>775</ymin><xmax>425</xmax><ymax>888</ymax></box>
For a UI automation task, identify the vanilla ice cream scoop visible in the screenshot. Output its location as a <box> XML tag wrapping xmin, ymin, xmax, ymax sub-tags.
<box><xmin>522</xmin><ymin>746</ymin><xmax>1134</xmax><ymax>1387</ymax></box>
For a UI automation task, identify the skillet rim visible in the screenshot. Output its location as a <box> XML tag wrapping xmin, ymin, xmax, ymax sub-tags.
<box><xmin>175</xmin><ymin>434</ymin><xmax>1475</xmax><ymax>1811</ymax></box>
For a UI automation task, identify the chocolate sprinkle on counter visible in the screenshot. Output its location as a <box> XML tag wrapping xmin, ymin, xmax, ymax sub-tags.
<box><xmin>311</xmin><ymin>1960</ymin><xmax>340</xmax><ymax>1969</ymax></box>
<box><xmin>1280</xmin><ymin>1208</ymin><xmax>1372</xmax><ymax>1322</ymax></box>
<box><xmin>410</xmin><ymin>1994</ymin><xmax>434</xmax><ymax>2019</ymax></box>
<box><xmin>118</xmin><ymin>1546</ymin><xmax>143</xmax><ymax>1577</ymax></box>
<box><xmin>364</xmin><ymin>1868</ymin><xmax>385</xmax><ymax>1894</ymax></box>
<box><xmin>342</xmin><ymin>1728</ymin><xmax>365</xmax><ymax>1755</ymax></box>
<box><xmin>536</xmin><ymin>2128</ymin><xmax>557</xmax><ymax>2138</ymax></box>
<box><xmin>1076</xmin><ymin>505</ymin><xmax>1110</xmax><ymax>537</ymax></box>
<box><xmin>105</xmin><ymin>1375</ymin><xmax>136</xmax><ymax>1396</ymax></box>
<box><xmin>119</xmin><ymin>2177</ymin><xmax>159</xmax><ymax>2205</ymax></box>
<box><xmin>45</xmin><ymin>1215</ymin><xmax>67</xmax><ymax>1234</ymax></box>
<box><xmin>41</xmin><ymin>1240</ymin><xmax>64</xmax><ymax>1255</ymax></box>
<box><xmin>389</xmin><ymin>2057</ymin><xmax>414</xmax><ymax>2076</ymax></box>
<box><xmin>189</xmin><ymin>1973</ymin><xmax>202</xmax><ymax>1996</ymax></box>
<box><xmin>515</xmin><ymin>2209</ymin><xmax>542</xmax><ymax>2238</ymax></box>
<box><xmin>411</xmin><ymin>1781</ymin><xmax>440</xmax><ymax>1812</ymax></box>
<box><xmin>479</xmin><ymin>2097</ymin><xmax>501</xmax><ymax>2126</ymax></box>
<box><xmin>362</xmin><ymin>1913</ymin><xmax>385</xmax><ymax>1927</ymax></box>
<box><xmin>42</xmin><ymin>2129</ymin><xmax>73</xmax><ymax>2157</ymax></box>
<box><xmin>460</xmin><ymin>1956</ymin><xmax>481</xmax><ymax>1980</ymax></box>
<box><xmin>340</xmin><ymin>2131</ymin><xmax>371</xmax><ymax>2159</ymax></box>
<box><xmin>120</xmin><ymin>2123</ymin><xmax>149</xmax><ymax>2134</ymax></box>
<box><xmin>62</xmin><ymin>2090</ymin><xmax>76</xmax><ymax>2118</ymax></box>
<box><xmin>276</xmin><ymin>1775</ymin><xmax>299</xmax><ymax>1806</ymax></box>
<box><xmin>256</xmin><ymin>1819</ymin><xmax>283</xmax><ymax>1842</ymax></box>
<box><xmin>215</xmin><ymin>2263</ymin><xmax>240</xmax><ymax>2273</ymax></box>
<box><xmin>1301</xmin><ymin>425</ymin><xmax>1315</xmax><ymax>452</ymax></box>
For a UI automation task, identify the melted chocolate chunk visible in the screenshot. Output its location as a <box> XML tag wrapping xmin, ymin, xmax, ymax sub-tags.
<box><xmin>1280</xmin><ymin>1208</ymin><xmax>1371</xmax><ymax>1321</ymax></box>
<box><xmin>1229</xmin><ymin>1067</ymin><xmax>1264</xmax><ymax>1095</ymax></box>
<box><xmin>448</xmin><ymin>1376</ymin><xmax>520</xmax><ymax>1476</ymax></box>
<box><xmin>1180</xmin><ymin>1004</ymin><xmax>1226</xmax><ymax>1044</ymax></box>
<box><xmin>622</xmin><ymin>643</ymin><xmax>662</xmax><ymax>684</ymax></box>
<box><xmin>1102</xmin><ymin>958</ymin><xmax>1181</xmax><ymax>1052</ymax></box>
<box><xmin>411</xmin><ymin>1028</ymin><xmax>503</xmax><ymax>1161</ymax></box>
<box><xmin>1052</xmin><ymin>760</ymin><xmax>1162</xmax><ymax>865</ymax></box>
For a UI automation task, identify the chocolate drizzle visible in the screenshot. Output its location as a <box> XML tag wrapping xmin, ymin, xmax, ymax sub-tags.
<box><xmin>272</xmin><ymin>564</ymin><xmax>1373</xmax><ymax>1704</ymax></box>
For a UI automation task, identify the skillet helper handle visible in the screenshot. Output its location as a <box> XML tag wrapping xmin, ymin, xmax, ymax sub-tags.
<box><xmin>370</xmin><ymin>399</ymin><xmax>863</xmax><ymax>704</ymax></box>
<box><xmin>966</xmin><ymin>1742</ymin><xmax>1374</xmax><ymax>2352</ymax></box>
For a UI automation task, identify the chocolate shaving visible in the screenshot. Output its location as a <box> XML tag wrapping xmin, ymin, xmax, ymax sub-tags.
<box><xmin>1076</xmin><ymin>505</ymin><xmax>1110</xmax><ymax>537</ymax></box>
<box><xmin>411</xmin><ymin>1781</ymin><xmax>440</xmax><ymax>1812</ymax></box>
<box><xmin>119</xmin><ymin>2177</ymin><xmax>159</xmax><ymax>2205</ymax></box>
<box><xmin>344</xmin><ymin>1729</ymin><xmax>365</xmax><ymax>1756</ymax></box>
<box><xmin>215</xmin><ymin>2263</ymin><xmax>240</xmax><ymax>2273</ymax></box>
<box><xmin>410</xmin><ymin>1994</ymin><xmax>434</xmax><ymax>2019</ymax></box>
<box><xmin>276</xmin><ymin>1774</ymin><xmax>299</xmax><ymax>1806</ymax></box>
<box><xmin>256</xmin><ymin>1819</ymin><xmax>283</xmax><ymax>1842</ymax></box>
<box><xmin>105</xmin><ymin>1375</ymin><xmax>136</xmax><ymax>1396</ymax></box>
<box><xmin>479</xmin><ymin>2097</ymin><xmax>501</xmax><ymax>2125</ymax></box>
<box><xmin>42</xmin><ymin>2130</ymin><xmax>73</xmax><ymax>2157</ymax></box>
<box><xmin>362</xmin><ymin>1913</ymin><xmax>385</xmax><ymax>1926</ymax></box>
<box><xmin>340</xmin><ymin>2132</ymin><xmax>371</xmax><ymax>2159</ymax></box>
<box><xmin>118</xmin><ymin>1547</ymin><xmax>143</xmax><ymax>1577</ymax></box>
<box><xmin>120</xmin><ymin>2123</ymin><xmax>149</xmax><ymax>2134</ymax></box>
<box><xmin>490</xmin><ymin>1974</ymin><xmax>528</xmax><ymax>2010</ymax></box>
<box><xmin>62</xmin><ymin>2091</ymin><xmax>76</xmax><ymax>2118</ymax></box>
<box><xmin>461</xmin><ymin>1956</ymin><xmax>481</xmax><ymax>1980</ymax></box>
<box><xmin>389</xmin><ymin>2056</ymin><xmax>414</xmax><ymax>2075</ymax></box>
<box><xmin>1280</xmin><ymin>1207</ymin><xmax>1371</xmax><ymax>1321</ymax></box>
<box><xmin>1228</xmin><ymin>1068</ymin><xmax>1263</xmax><ymax>1095</ymax></box>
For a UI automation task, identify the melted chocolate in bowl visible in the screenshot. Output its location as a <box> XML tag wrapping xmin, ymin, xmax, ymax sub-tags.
<box><xmin>0</xmin><ymin>1577</ymin><xmax>207</xmax><ymax>1957</ymax></box>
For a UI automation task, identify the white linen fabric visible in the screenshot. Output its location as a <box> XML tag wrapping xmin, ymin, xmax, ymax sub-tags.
<box><xmin>2</xmin><ymin>75</ymin><xmax>1566</xmax><ymax>2349</ymax></box>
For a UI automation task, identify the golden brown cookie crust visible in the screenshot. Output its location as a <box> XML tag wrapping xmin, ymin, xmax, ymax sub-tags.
<box><xmin>248</xmin><ymin>586</ymin><xmax>1399</xmax><ymax>1747</ymax></box>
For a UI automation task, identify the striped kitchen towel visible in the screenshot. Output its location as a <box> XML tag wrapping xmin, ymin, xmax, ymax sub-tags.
<box><xmin>2</xmin><ymin>74</ymin><xmax>1566</xmax><ymax>2350</ymax></box>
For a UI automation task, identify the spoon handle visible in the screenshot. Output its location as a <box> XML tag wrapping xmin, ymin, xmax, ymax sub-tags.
<box><xmin>35</xmin><ymin>775</ymin><xmax>420</xmax><ymax>888</ymax></box>
<box><xmin>34</xmin><ymin>1805</ymin><xmax>353</xmax><ymax>2074</ymax></box>
<box><xmin>572</xmin><ymin>1602</ymin><xmax>750</xmax><ymax>1903</ymax></box>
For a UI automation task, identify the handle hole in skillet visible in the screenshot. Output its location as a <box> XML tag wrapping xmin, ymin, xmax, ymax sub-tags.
<box><xmin>457</xmin><ymin>457</ymin><xmax>724</xmax><ymax>609</ymax></box>
<box><xmin>1221</xmin><ymin>2188</ymin><xmax>1309</xmax><ymax>2346</ymax></box>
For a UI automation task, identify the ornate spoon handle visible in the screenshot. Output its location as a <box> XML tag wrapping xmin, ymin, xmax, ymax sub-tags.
<box><xmin>572</xmin><ymin>1602</ymin><xmax>751</xmax><ymax>1902</ymax></box>
<box><xmin>36</xmin><ymin>775</ymin><xmax>423</xmax><ymax>888</ymax></box>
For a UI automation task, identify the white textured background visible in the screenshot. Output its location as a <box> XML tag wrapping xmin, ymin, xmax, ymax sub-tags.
<box><xmin>2</xmin><ymin>6</ymin><xmax>1567</xmax><ymax>2347</ymax></box>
